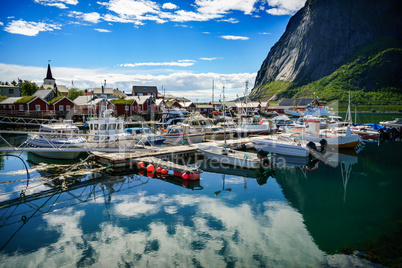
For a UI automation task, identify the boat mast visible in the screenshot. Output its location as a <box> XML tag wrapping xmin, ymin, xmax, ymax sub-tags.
<box><xmin>346</xmin><ymin>91</ymin><xmax>352</xmax><ymax>124</ymax></box>
<box><xmin>223</xmin><ymin>85</ymin><xmax>226</xmax><ymax>146</ymax></box>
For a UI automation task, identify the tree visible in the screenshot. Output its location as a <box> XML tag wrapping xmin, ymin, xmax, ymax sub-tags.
<box><xmin>21</xmin><ymin>80</ymin><xmax>39</xmax><ymax>96</ymax></box>
<box><xmin>11</xmin><ymin>80</ymin><xmax>17</xmax><ymax>86</ymax></box>
<box><xmin>67</xmin><ymin>87</ymin><xmax>84</xmax><ymax>100</ymax></box>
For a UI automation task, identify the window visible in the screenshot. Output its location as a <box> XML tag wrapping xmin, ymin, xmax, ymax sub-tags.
<box><xmin>8</xmin><ymin>88</ymin><xmax>14</xmax><ymax>94</ymax></box>
<box><xmin>100</xmin><ymin>124</ymin><xmax>107</xmax><ymax>130</ymax></box>
<box><xmin>9</xmin><ymin>105</ymin><xmax>12</xmax><ymax>109</ymax></box>
<box><xmin>59</xmin><ymin>105</ymin><xmax>64</xmax><ymax>111</ymax></box>
<box><xmin>66</xmin><ymin>105</ymin><xmax>70</xmax><ymax>112</ymax></box>
<box><xmin>19</xmin><ymin>105</ymin><xmax>23</xmax><ymax>111</ymax></box>
<box><xmin>35</xmin><ymin>105</ymin><xmax>40</xmax><ymax>111</ymax></box>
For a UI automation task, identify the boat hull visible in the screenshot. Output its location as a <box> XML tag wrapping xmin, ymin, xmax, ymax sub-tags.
<box><xmin>197</xmin><ymin>145</ymin><xmax>262</xmax><ymax>169</ymax></box>
<box><xmin>252</xmin><ymin>139</ymin><xmax>310</xmax><ymax>157</ymax></box>
<box><xmin>163</xmin><ymin>134</ymin><xmax>205</xmax><ymax>145</ymax></box>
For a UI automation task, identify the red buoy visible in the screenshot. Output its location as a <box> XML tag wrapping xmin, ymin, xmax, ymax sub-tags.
<box><xmin>138</xmin><ymin>162</ymin><xmax>145</xmax><ymax>168</ymax></box>
<box><xmin>147</xmin><ymin>172</ymin><xmax>155</xmax><ymax>177</ymax></box>
<box><xmin>138</xmin><ymin>170</ymin><xmax>145</xmax><ymax>176</ymax></box>
<box><xmin>161</xmin><ymin>169</ymin><xmax>168</xmax><ymax>175</ymax></box>
<box><xmin>147</xmin><ymin>164</ymin><xmax>155</xmax><ymax>172</ymax></box>
<box><xmin>156</xmin><ymin>166</ymin><xmax>162</xmax><ymax>173</ymax></box>
<box><xmin>182</xmin><ymin>173</ymin><xmax>189</xmax><ymax>180</ymax></box>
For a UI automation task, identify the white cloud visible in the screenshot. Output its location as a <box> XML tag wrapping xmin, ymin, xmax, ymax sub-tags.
<box><xmin>4</xmin><ymin>20</ymin><xmax>61</xmax><ymax>36</ymax></box>
<box><xmin>220</xmin><ymin>35</ymin><xmax>249</xmax><ymax>40</ymax></box>
<box><xmin>266</xmin><ymin>0</ymin><xmax>305</xmax><ymax>16</ymax></box>
<box><xmin>0</xmin><ymin>63</ymin><xmax>256</xmax><ymax>101</ymax></box>
<box><xmin>259</xmin><ymin>32</ymin><xmax>272</xmax><ymax>35</ymax></box>
<box><xmin>95</xmin><ymin>28</ymin><xmax>111</xmax><ymax>32</ymax></box>
<box><xmin>199</xmin><ymin>57</ymin><xmax>220</xmax><ymax>61</ymax></box>
<box><xmin>0</xmin><ymin>22</ymin><xmax>3</xmax><ymax>26</ymax></box>
<box><xmin>120</xmin><ymin>59</ymin><xmax>196</xmax><ymax>67</ymax></box>
<box><xmin>97</xmin><ymin>0</ymin><xmax>262</xmax><ymax>25</ymax></box>
<box><xmin>69</xmin><ymin>11</ymin><xmax>101</xmax><ymax>23</ymax></box>
<box><xmin>162</xmin><ymin>3</ymin><xmax>178</xmax><ymax>10</ymax></box>
<box><xmin>34</xmin><ymin>0</ymin><xmax>78</xmax><ymax>9</ymax></box>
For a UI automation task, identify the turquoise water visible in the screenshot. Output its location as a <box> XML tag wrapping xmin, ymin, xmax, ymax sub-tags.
<box><xmin>0</xmin><ymin>140</ymin><xmax>401</xmax><ymax>267</ymax></box>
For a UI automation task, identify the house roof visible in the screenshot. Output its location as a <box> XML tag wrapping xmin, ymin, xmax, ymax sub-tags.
<box><xmin>196</xmin><ymin>104</ymin><xmax>213</xmax><ymax>109</ymax></box>
<box><xmin>126</xmin><ymin>95</ymin><xmax>153</xmax><ymax>105</ymax></box>
<box><xmin>0</xmin><ymin>97</ymin><xmax>22</xmax><ymax>104</ymax></box>
<box><xmin>0</xmin><ymin>85</ymin><xmax>20</xmax><ymax>89</ymax></box>
<box><xmin>56</xmin><ymin>85</ymin><xmax>68</xmax><ymax>93</ymax></box>
<box><xmin>27</xmin><ymin>96</ymin><xmax>49</xmax><ymax>105</ymax></box>
<box><xmin>52</xmin><ymin>96</ymin><xmax>75</xmax><ymax>105</ymax></box>
<box><xmin>182</xmin><ymin>102</ymin><xmax>194</xmax><ymax>107</ymax></box>
<box><xmin>132</xmin><ymin>86</ymin><xmax>158</xmax><ymax>94</ymax></box>
<box><xmin>93</xmin><ymin>87</ymin><xmax>114</xmax><ymax>95</ymax></box>
<box><xmin>33</xmin><ymin>89</ymin><xmax>56</xmax><ymax>100</ymax></box>
<box><xmin>278</xmin><ymin>98</ymin><xmax>314</xmax><ymax>107</ymax></box>
<box><xmin>74</xmin><ymin>96</ymin><xmax>91</xmax><ymax>106</ymax></box>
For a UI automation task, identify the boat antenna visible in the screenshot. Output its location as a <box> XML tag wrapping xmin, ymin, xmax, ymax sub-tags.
<box><xmin>212</xmin><ymin>80</ymin><xmax>214</xmax><ymax>105</ymax></box>
<box><xmin>223</xmin><ymin>85</ymin><xmax>227</xmax><ymax>146</ymax></box>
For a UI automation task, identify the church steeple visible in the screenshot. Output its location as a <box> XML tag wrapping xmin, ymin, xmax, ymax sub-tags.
<box><xmin>45</xmin><ymin>62</ymin><xmax>54</xmax><ymax>80</ymax></box>
<box><xmin>43</xmin><ymin>61</ymin><xmax>56</xmax><ymax>88</ymax></box>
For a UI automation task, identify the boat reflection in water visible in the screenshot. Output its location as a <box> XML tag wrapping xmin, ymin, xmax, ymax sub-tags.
<box><xmin>1</xmin><ymin>142</ymin><xmax>400</xmax><ymax>267</ymax></box>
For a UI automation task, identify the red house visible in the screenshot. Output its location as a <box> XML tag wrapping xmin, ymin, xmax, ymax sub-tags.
<box><xmin>50</xmin><ymin>96</ymin><xmax>76</xmax><ymax>116</ymax></box>
<box><xmin>15</xmin><ymin>96</ymin><xmax>49</xmax><ymax>115</ymax></box>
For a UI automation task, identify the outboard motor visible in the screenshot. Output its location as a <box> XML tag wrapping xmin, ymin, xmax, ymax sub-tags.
<box><xmin>256</xmin><ymin>150</ymin><xmax>271</xmax><ymax>169</ymax></box>
<box><xmin>306</xmin><ymin>141</ymin><xmax>318</xmax><ymax>152</ymax></box>
<box><xmin>319</xmin><ymin>139</ymin><xmax>327</xmax><ymax>153</ymax></box>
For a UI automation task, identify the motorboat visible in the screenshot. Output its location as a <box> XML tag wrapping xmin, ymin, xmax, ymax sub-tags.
<box><xmin>380</xmin><ymin>118</ymin><xmax>402</xmax><ymax>128</ymax></box>
<box><xmin>272</xmin><ymin>115</ymin><xmax>295</xmax><ymax>127</ymax></box>
<box><xmin>156</xmin><ymin>108</ymin><xmax>190</xmax><ymax>129</ymax></box>
<box><xmin>291</xmin><ymin>119</ymin><xmax>360</xmax><ymax>149</ymax></box>
<box><xmin>162</xmin><ymin>124</ymin><xmax>205</xmax><ymax>145</ymax></box>
<box><xmin>196</xmin><ymin>143</ymin><xmax>266</xmax><ymax>169</ymax></box>
<box><xmin>86</xmin><ymin>110</ymin><xmax>134</xmax><ymax>148</ymax></box>
<box><xmin>25</xmin><ymin>120</ymin><xmax>87</xmax><ymax>160</ymax></box>
<box><xmin>295</xmin><ymin>115</ymin><xmax>328</xmax><ymax>129</ymax></box>
<box><xmin>237</xmin><ymin>115</ymin><xmax>278</xmax><ymax>135</ymax></box>
<box><xmin>216</xmin><ymin>121</ymin><xmax>249</xmax><ymax>138</ymax></box>
<box><xmin>328</xmin><ymin>116</ymin><xmax>349</xmax><ymax>128</ymax></box>
<box><xmin>252</xmin><ymin>133</ymin><xmax>310</xmax><ymax>157</ymax></box>
<box><xmin>284</xmin><ymin>109</ymin><xmax>304</xmax><ymax>117</ymax></box>
<box><xmin>184</xmin><ymin>114</ymin><xmax>233</xmax><ymax>141</ymax></box>
<box><xmin>124</xmin><ymin>127</ymin><xmax>165</xmax><ymax>146</ymax></box>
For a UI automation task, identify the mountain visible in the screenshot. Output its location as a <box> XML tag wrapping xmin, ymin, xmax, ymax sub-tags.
<box><xmin>251</xmin><ymin>0</ymin><xmax>402</xmax><ymax>104</ymax></box>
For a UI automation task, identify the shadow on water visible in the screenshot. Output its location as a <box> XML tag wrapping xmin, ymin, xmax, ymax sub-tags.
<box><xmin>274</xmin><ymin>141</ymin><xmax>402</xmax><ymax>266</ymax></box>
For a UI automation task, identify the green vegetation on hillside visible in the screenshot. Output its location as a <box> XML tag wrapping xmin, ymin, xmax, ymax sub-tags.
<box><xmin>252</xmin><ymin>40</ymin><xmax>402</xmax><ymax>110</ymax></box>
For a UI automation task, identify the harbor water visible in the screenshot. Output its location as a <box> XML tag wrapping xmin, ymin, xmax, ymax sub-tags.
<box><xmin>0</xmin><ymin>138</ymin><xmax>401</xmax><ymax>267</ymax></box>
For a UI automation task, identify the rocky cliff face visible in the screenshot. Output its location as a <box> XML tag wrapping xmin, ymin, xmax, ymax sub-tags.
<box><xmin>253</xmin><ymin>0</ymin><xmax>402</xmax><ymax>93</ymax></box>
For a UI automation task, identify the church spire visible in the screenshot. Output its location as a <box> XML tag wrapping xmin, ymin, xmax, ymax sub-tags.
<box><xmin>45</xmin><ymin>61</ymin><xmax>54</xmax><ymax>80</ymax></box>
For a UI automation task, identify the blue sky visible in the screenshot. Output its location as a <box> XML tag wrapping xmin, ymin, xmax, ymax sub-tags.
<box><xmin>0</xmin><ymin>0</ymin><xmax>305</xmax><ymax>101</ymax></box>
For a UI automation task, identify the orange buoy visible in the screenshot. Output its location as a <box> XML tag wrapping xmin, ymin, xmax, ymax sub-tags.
<box><xmin>156</xmin><ymin>166</ymin><xmax>162</xmax><ymax>173</ymax></box>
<box><xmin>147</xmin><ymin>172</ymin><xmax>155</xmax><ymax>177</ymax></box>
<box><xmin>138</xmin><ymin>161</ymin><xmax>145</xmax><ymax>168</ymax></box>
<box><xmin>182</xmin><ymin>172</ymin><xmax>189</xmax><ymax>180</ymax></box>
<box><xmin>147</xmin><ymin>164</ymin><xmax>155</xmax><ymax>172</ymax></box>
<box><xmin>161</xmin><ymin>169</ymin><xmax>168</xmax><ymax>175</ymax></box>
<box><xmin>260</xmin><ymin>120</ymin><xmax>264</xmax><ymax>124</ymax></box>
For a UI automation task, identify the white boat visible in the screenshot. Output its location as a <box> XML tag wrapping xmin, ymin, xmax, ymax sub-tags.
<box><xmin>328</xmin><ymin>115</ymin><xmax>349</xmax><ymax>128</ymax></box>
<box><xmin>291</xmin><ymin>119</ymin><xmax>360</xmax><ymax>149</ymax></box>
<box><xmin>196</xmin><ymin>143</ymin><xmax>265</xmax><ymax>169</ymax></box>
<box><xmin>252</xmin><ymin>133</ymin><xmax>310</xmax><ymax>157</ymax></box>
<box><xmin>157</xmin><ymin>108</ymin><xmax>190</xmax><ymax>129</ymax></box>
<box><xmin>86</xmin><ymin>110</ymin><xmax>134</xmax><ymax>147</ymax></box>
<box><xmin>185</xmin><ymin>114</ymin><xmax>233</xmax><ymax>141</ymax></box>
<box><xmin>237</xmin><ymin>115</ymin><xmax>278</xmax><ymax>135</ymax></box>
<box><xmin>295</xmin><ymin>115</ymin><xmax>328</xmax><ymax>129</ymax></box>
<box><xmin>216</xmin><ymin>121</ymin><xmax>249</xmax><ymax>138</ymax></box>
<box><xmin>124</xmin><ymin>127</ymin><xmax>166</xmax><ymax>146</ymax></box>
<box><xmin>380</xmin><ymin>118</ymin><xmax>402</xmax><ymax>128</ymax></box>
<box><xmin>272</xmin><ymin>115</ymin><xmax>295</xmax><ymax>127</ymax></box>
<box><xmin>162</xmin><ymin>124</ymin><xmax>205</xmax><ymax>145</ymax></box>
<box><xmin>25</xmin><ymin>120</ymin><xmax>87</xmax><ymax>160</ymax></box>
